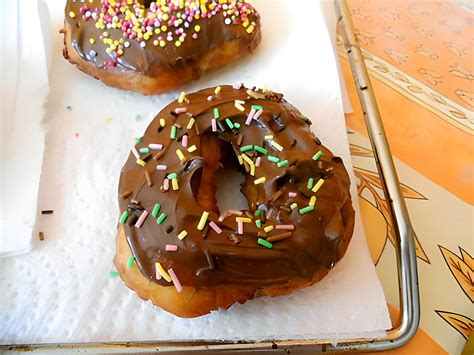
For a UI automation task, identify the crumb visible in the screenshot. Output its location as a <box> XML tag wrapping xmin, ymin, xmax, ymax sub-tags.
<box><xmin>39</xmin><ymin>232</ymin><xmax>44</xmax><ymax>241</ymax></box>
<box><xmin>41</xmin><ymin>210</ymin><xmax>54</xmax><ymax>215</ymax></box>
<box><xmin>66</xmin><ymin>106</ymin><xmax>72</xmax><ymax>111</ymax></box>
<box><xmin>74</xmin><ymin>132</ymin><xmax>80</xmax><ymax>138</ymax></box>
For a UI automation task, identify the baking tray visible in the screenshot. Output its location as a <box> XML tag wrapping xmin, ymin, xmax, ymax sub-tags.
<box><xmin>2</xmin><ymin>0</ymin><xmax>419</xmax><ymax>352</ymax></box>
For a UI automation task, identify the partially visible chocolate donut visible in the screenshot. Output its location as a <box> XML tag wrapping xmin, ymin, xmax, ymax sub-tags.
<box><xmin>115</xmin><ymin>85</ymin><xmax>355</xmax><ymax>317</ymax></box>
<box><xmin>62</xmin><ymin>0</ymin><xmax>261</xmax><ymax>95</ymax></box>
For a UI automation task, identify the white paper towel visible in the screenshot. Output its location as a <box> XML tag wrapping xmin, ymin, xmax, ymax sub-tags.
<box><xmin>0</xmin><ymin>0</ymin><xmax>390</xmax><ymax>344</ymax></box>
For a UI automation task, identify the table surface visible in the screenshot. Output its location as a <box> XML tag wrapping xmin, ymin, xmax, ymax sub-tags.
<box><xmin>340</xmin><ymin>1</ymin><xmax>473</xmax><ymax>354</ymax></box>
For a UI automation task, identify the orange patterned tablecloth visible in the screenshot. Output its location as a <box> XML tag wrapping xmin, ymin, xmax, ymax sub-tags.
<box><xmin>339</xmin><ymin>1</ymin><xmax>473</xmax><ymax>354</ymax></box>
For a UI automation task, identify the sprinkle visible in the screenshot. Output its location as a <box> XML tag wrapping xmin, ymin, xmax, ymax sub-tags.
<box><xmin>275</xmin><ymin>224</ymin><xmax>295</xmax><ymax>230</ymax></box>
<box><xmin>255</xmin><ymin>209</ymin><xmax>262</xmax><ymax>217</ymax></box>
<box><xmin>177</xmin><ymin>230</ymin><xmax>188</xmax><ymax>240</ymax></box>
<box><xmin>69</xmin><ymin>11</ymin><xmax>76</xmax><ymax>18</ymax></box>
<box><xmin>255</xmin><ymin>220</ymin><xmax>262</xmax><ymax>228</ymax></box>
<box><xmin>237</xmin><ymin>154</ymin><xmax>244</xmax><ymax>165</ymax></box>
<box><xmin>139</xmin><ymin>147</ymin><xmax>150</xmax><ymax>154</ymax></box>
<box><xmin>175</xmin><ymin>107</ymin><xmax>187</xmax><ymax>114</ymax></box>
<box><xmin>187</xmin><ymin>118</ymin><xmax>195</xmax><ymax>129</ymax></box>
<box><xmin>214</xmin><ymin>86</ymin><xmax>221</xmax><ymax>95</ymax></box>
<box><xmin>178</xmin><ymin>92</ymin><xmax>186</xmax><ymax>103</ymax></box>
<box><xmin>312</xmin><ymin>151</ymin><xmax>324</xmax><ymax>161</ymax></box>
<box><xmin>119</xmin><ymin>211</ymin><xmax>129</xmax><ymax>224</ymax></box>
<box><xmin>135</xmin><ymin>137</ymin><xmax>142</xmax><ymax>144</ymax></box>
<box><xmin>157</xmin><ymin>213</ymin><xmax>167</xmax><ymax>224</ymax></box>
<box><xmin>241</xmin><ymin>154</ymin><xmax>255</xmax><ymax>176</ymax></box>
<box><xmin>168</xmin><ymin>268</ymin><xmax>183</xmax><ymax>293</ymax></box>
<box><xmin>237</xmin><ymin>221</ymin><xmax>244</xmax><ymax>235</ymax></box>
<box><xmin>245</xmin><ymin>108</ymin><xmax>256</xmax><ymax>125</ymax></box>
<box><xmin>134</xmin><ymin>210</ymin><xmax>149</xmax><ymax>228</ymax></box>
<box><xmin>309</xmin><ymin>196</ymin><xmax>317</xmax><ymax>206</ymax></box>
<box><xmin>246</xmin><ymin>25</ymin><xmax>255</xmax><ymax>34</ymax></box>
<box><xmin>167</xmin><ymin>173</ymin><xmax>178</xmax><ymax>180</ymax></box>
<box><xmin>264</xmin><ymin>135</ymin><xmax>274</xmax><ymax>140</ymax></box>
<box><xmin>254</xmin><ymin>146</ymin><xmax>268</xmax><ymax>155</ymax></box>
<box><xmin>197</xmin><ymin>211</ymin><xmax>209</xmax><ymax>230</ymax></box>
<box><xmin>209</xmin><ymin>221</ymin><xmax>222</xmax><ymax>234</ymax></box>
<box><xmin>172</xmin><ymin>178</ymin><xmax>179</xmax><ymax>190</ymax></box>
<box><xmin>207</xmin><ymin>95</ymin><xmax>213</xmax><ymax>101</ymax></box>
<box><xmin>300</xmin><ymin>115</ymin><xmax>308</xmax><ymax>121</ymax></box>
<box><xmin>170</xmin><ymin>125</ymin><xmax>178</xmax><ymax>139</ymax></box>
<box><xmin>258</xmin><ymin>238</ymin><xmax>273</xmax><ymax>249</ymax></box>
<box><xmin>89</xmin><ymin>38</ymin><xmax>95</xmax><ymax>44</ymax></box>
<box><xmin>127</xmin><ymin>255</ymin><xmax>135</xmax><ymax>269</ymax></box>
<box><xmin>155</xmin><ymin>263</ymin><xmax>171</xmax><ymax>282</ymax></box>
<box><xmin>240</xmin><ymin>145</ymin><xmax>253</xmax><ymax>153</ymax></box>
<box><xmin>253</xmin><ymin>109</ymin><xmax>264</xmax><ymax>120</ymax></box>
<box><xmin>235</xmin><ymin>100</ymin><xmax>245</xmax><ymax>112</ymax></box>
<box><xmin>264</xmin><ymin>225</ymin><xmax>274</xmax><ymax>233</ymax></box>
<box><xmin>234</xmin><ymin>122</ymin><xmax>241</xmax><ymax>129</ymax></box>
<box><xmin>136</xmin><ymin>159</ymin><xmax>146</xmax><ymax>167</ymax></box>
<box><xmin>307</xmin><ymin>178</ymin><xmax>314</xmax><ymax>190</ymax></box>
<box><xmin>131</xmin><ymin>146</ymin><xmax>140</xmax><ymax>159</ymax></box>
<box><xmin>270</xmin><ymin>140</ymin><xmax>284</xmax><ymax>151</ymax></box>
<box><xmin>156</xmin><ymin>164</ymin><xmax>167</xmax><ymax>171</ymax></box>
<box><xmin>290</xmin><ymin>203</ymin><xmax>298</xmax><ymax>210</ymax></box>
<box><xmin>236</xmin><ymin>217</ymin><xmax>252</xmax><ymax>223</ymax></box>
<box><xmin>251</xmin><ymin>105</ymin><xmax>263</xmax><ymax>110</ymax></box>
<box><xmin>149</xmin><ymin>143</ymin><xmax>163</xmax><ymax>150</ymax></box>
<box><xmin>187</xmin><ymin>145</ymin><xmax>197</xmax><ymax>153</ymax></box>
<box><xmin>194</xmin><ymin>25</ymin><xmax>201</xmax><ymax>32</ymax></box>
<box><xmin>225</xmin><ymin>118</ymin><xmax>234</xmax><ymax>130</ymax></box>
<box><xmin>211</xmin><ymin>118</ymin><xmax>217</xmax><ymax>132</ymax></box>
<box><xmin>255</xmin><ymin>157</ymin><xmax>262</xmax><ymax>167</ymax></box>
<box><xmin>152</xmin><ymin>204</ymin><xmax>162</xmax><ymax>218</ymax></box>
<box><xmin>229</xmin><ymin>209</ymin><xmax>243</xmax><ymax>216</ymax></box>
<box><xmin>176</xmin><ymin>149</ymin><xmax>185</xmax><ymax>162</ymax></box>
<box><xmin>311</xmin><ymin>179</ymin><xmax>325</xmax><ymax>193</ymax></box>
<box><xmin>267</xmin><ymin>232</ymin><xmax>293</xmax><ymax>243</ymax></box>
<box><xmin>299</xmin><ymin>205</ymin><xmax>315</xmax><ymax>215</ymax></box>
<box><xmin>160</xmin><ymin>118</ymin><xmax>166</xmax><ymax>127</ymax></box>
<box><xmin>254</xmin><ymin>177</ymin><xmax>266</xmax><ymax>185</ymax></box>
<box><xmin>163</xmin><ymin>178</ymin><xmax>170</xmax><ymax>191</ymax></box>
<box><xmin>166</xmin><ymin>244</ymin><xmax>178</xmax><ymax>251</ymax></box>
<box><xmin>277</xmin><ymin>160</ymin><xmax>289</xmax><ymax>168</ymax></box>
<box><xmin>214</xmin><ymin>108</ymin><xmax>220</xmax><ymax>119</ymax></box>
<box><xmin>268</xmin><ymin>155</ymin><xmax>280</xmax><ymax>163</ymax></box>
<box><xmin>109</xmin><ymin>271</ymin><xmax>119</xmax><ymax>277</ymax></box>
<box><xmin>288</xmin><ymin>192</ymin><xmax>297</xmax><ymax>198</ymax></box>
<box><xmin>182</xmin><ymin>135</ymin><xmax>188</xmax><ymax>148</ymax></box>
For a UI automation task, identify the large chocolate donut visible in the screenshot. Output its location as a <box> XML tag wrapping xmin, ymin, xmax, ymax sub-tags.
<box><xmin>62</xmin><ymin>1</ymin><xmax>261</xmax><ymax>94</ymax></box>
<box><xmin>115</xmin><ymin>85</ymin><xmax>355</xmax><ymax>317</ymax></box>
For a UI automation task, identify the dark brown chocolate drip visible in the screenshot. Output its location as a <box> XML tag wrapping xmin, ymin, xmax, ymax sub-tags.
<box><xmin>64</xmin><ymin>1</ymin><xmax>260</xmax><ymax>76</ymax></box>
<box><xmin>118</xmin><ymin>85</ymin><xmax>354</xmax><ymax>288</ymax></box>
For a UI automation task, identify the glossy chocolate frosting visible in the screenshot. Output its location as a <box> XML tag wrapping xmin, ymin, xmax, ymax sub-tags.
<box><xmin>64</xmin><ymin>0</ymin><xmax>260</xmax><ymax>74</ymax></box>
<box><xmin>118</xmin><ymin>85</ymin><xmax>355</xmax><ymax>289</ymax></box>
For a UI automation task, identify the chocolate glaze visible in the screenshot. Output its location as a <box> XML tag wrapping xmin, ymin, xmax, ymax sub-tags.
<box><xmin>64</xmin><ymin>0</ymin><xmax>260</xmax><ymax>76</ymax></box>
<box><xmin>118</xmin><ymin>85</ymin><xmax>355</xmax><ymax>288</ymax></box>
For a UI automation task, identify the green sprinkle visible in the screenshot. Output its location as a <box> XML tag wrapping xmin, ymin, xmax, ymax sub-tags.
<box><xmin>299</xmin><ymin>205</ymin><xmax>315</xmax><ymax>215</ymax></box>
<box><xmin>109</xmin><ymin>271</ymin><xmax>120</xmax><ymax>277</ymax></box>
<box><xmin>214</xmin><ymin>108</ymin><xmax>220</xmax><ymax>119</ymax></box>
<box><xmin>152</xmin><ymin>204</ymin><xmax>162</xmax><ymax>218</ymax></box>
<box><xmin>225</xmin><ymin>118</ymin><xmax>234</xmax><ymax>130</ymax></box>
<box><xmin>119</xmin><ymin>210</ymin><xmax>129</xmax><ymax>224</ymax></box>
<box><xmin>167</xmin><ymin>172</ymin><xmax>178</xmax><ymax>180</ymax></box>
<box><xmin>170</xmin><ymin>125</ymin><xmax>177</xmax><ymax>140</ymax></box>
<box><xmin>307</xmin><ymin>177</ymin><xmax>314</xmax><ymax>190</ymax></box>
<box><xmin>277</xmin><ymin>160</ymin><xmax>289</xmax><ymax>168</ymax></box>
<box><xmin>312</xmin><ymin>150</ymin><xmax>324</xmax><ymax>161</ymax></box>
<box><xmin>127</xmin><ymin>255</ymin><xmax>135</xmax><ymax>269</ymax></box>
<box><xmin>251</xmin><ymin>105</ymin><xmax>263</xmax><ymax>110</ymax></box>
<box><xmin>135</xmin><ymin>137</ymin><xmax>142</xmax><ymax>144</ymax></box>
<box><xmin>300</xmin><ymin>115</ymin><xmax>308</xmax><ymax>121</ymax></box>
<box><xmin>240</xmin><ymin>145</ymin><xmax>253</xmax><ymax>152</ymax></box>
<box><xmin>139</xmin><ymin>147</ymin><xmax>150</xmax><ymax>154</ymax></box>
<box><xmin>234</xmin><ymin>122</ymin><xmax>241</xmax><ymax>129</ymax></box>
<box><xmin>268</xmin><ymin>155</ymin><xmax>280</xmax><ymax>163</ymax></box>
<box><xmin>254</xmin><ymin>209</ymin><xmax>262</xmax><ymax>217</ymax></box>
<box><xmin>258</xmin><ymin>238</ymin><xmax>273</xmax><ymax>248</ymax></box>
<box><xmin>254</xmin><ymin>145</ymin><xmax>268</xmax><ymax>155</ymax></box>
<box><xmin>256</xmin><ymin>220</ymin><xmax>262</xmax><ymax>228</ymax></box>
<box><xmin>157</xmin><ymin>213</ymin><xmax>167</xmax><ymax>224</ymax></box>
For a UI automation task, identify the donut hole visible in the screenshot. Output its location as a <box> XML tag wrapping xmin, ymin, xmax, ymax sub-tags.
<box><xmin>215</xmin><ymin>160</ymin><xmax>249</xmax><ymax>213</ymax></box>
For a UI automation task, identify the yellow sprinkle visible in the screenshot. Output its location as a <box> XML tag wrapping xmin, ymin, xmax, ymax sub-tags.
<box><xmin>311</xmin><ymin>179</ymin><xmax>325</xmax><ymax>193</ymax></box>
<box><xmin>197</xmin><ymin>211</ymin><xmax>209</xmax><ymax>230</ymax></box>
<box><xmin>264</xmin><ymin>225</ymin><xmax>274</xmax><ymax>233</ymax></box>
<box><xmin>271</xmin><ymin>141</ymin><xmax>283</xmax><ymax>151</ymax></box>
<box><xmin>69</xmin><ymin>11</ymin><xmax>76</xmax><ymax>18</ymax></box>
<box><xmin>175</xmin><ymin>40</ymin><xmax>182</xmax><ymax>47</ymax></box>
<box><xmin>136</xmin><ymin>159</ymin><xmax>146</xmax><ymax>166</ymax></box>
<box><xmin>309</xmin><ymin>196</ymin><xmax>317</xmax><ymax>206</ymax></box>
<box><xmin>187</xmin><ymin>145</ymin><xmax>197</xmax><ymax>153</ymax></box>
<box><xmin>246</xmin><ymin>25</ymin><xmax>255</xmax><ymax>34</ymax></box>
<box><xmin>155</xmin><ymin>262</ymin><xmax>172</xmax><ymax>282</ymax></box>
<box><xmin>237</xmin><ymin>154</ymin><xmax>243</xmax><ymax>165</ymax></box>
<box><xmin>250</xmin><ymin>164</ymin><xmax>255</xmax><ymax>176</ymax></box>
<box><xmin>264</xmin><ymin>135</ymin><xmax>273</xmax><ymax>140</ymax></box>
<box><xmin>235</xmin><ymin>102</ymin><xmax>245</xmax><ymax>112</ymax></box>
<box><xmin>172</xmin><ymin>178</ymin><xmax>179</xmax><ymax>190</ymax></box>
<box><xmin>153</xmin><ymin>40</ymin><xmax>159</xmax><ymax>46</ymax></box>
<box><xmin>159</xmin><ymin>40</ymin><xmax>166</xmax><ymax>47</ymax></box>
<box><xmin>89</xmin><ymin>38</ymin><xmax>95</xmax><ymax>44</ymax></box>
<box><xmin>214</xmin><ymin>86</ymin><xmax>221</xmax><ymax>95</ymax></box>
<box><xmin>187</xmin><ymin>118</ymin><xmax>195</xmax><ymax>129</ymax></box>
<box><xmin>236</xmin><ymin>217</ymin><xmax>252</xmax><ymax>223</ymax></box>
<box><xmin>176</xmin><ymin>149</ymin><xmax>185</xmax><ymax>162</ymax></box>
<box><xmin>290</xmin><ymin>203</ymin><xmax>298</xmax><ymax>210</ymax></box>
<box><xmin>194</xmin><ymin>25</ymin><xmax>201</xmax><ymax>32</ymax></box>
<box><xmin>160</xmin><ymin>118</ymin><xmax>166</xmax><ymax>127</ymax></box>
<box><xmin>178</xmin><ymin>92</ymin><xmax>186</xmax><ymax>104</ymax></box>
<box><xmin>161</xmin><ymin>25</ymin><xmax>167</xmax><ymax>32</ymax></box>
<box><xmin>241</xmin><ymin>154</ymin><xmax>255</xmax><ymax>176</ymax></box>
<box><xmin>177</xmin><ymin>230</ymin><xmax>188</xmax><ymax>240</ymax></box>
<box><xmin>254</xmin><ymin>177</ymin><xmax>266</xmax><ymax>185</ymax></box>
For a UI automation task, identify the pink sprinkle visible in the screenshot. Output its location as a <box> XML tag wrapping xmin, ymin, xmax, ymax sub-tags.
<box><xmin>237</xmin><ymin>221</ymin><xmax>244</xmax><ymax>235</ymax></box>
<box><xmin>255</xmin><ymin>156</ymin><xmax>262</xmax><ymax>167</ymax></box>
<box><xmin>275</xmin><ymin>224</ymin><xmax>295</xmax><ymax>230</ymax></box>
<box><xmin>182</xmin><ymin>135</ymin><xmax>188</xmax><ymax>148</ymax></box>
<box><xmin>254</xmin><ymin>109</ymin><xmax>264</xmax><ymax>120</ymax></box>
<box><xmin>131</xmin><ymin>146</ymin><xmax>140</xmax><ymax>159</ymax></box>
<box><xmin>207</xmin><ymin>95</ymin><xmax>213</xmax><ymax>101</ymax></box>
<box><xmin>168</xmin><ymin>268</ymin><xmax>183</xmax><ymax>293</ymax></box>
<box><xmin>209</xmin><ymin>221</ymin><xmax>222</xmax><ymax>234</ymax></box>
<box><xmin>233</xmin><ymin>82</ymin><xmax>243</xmax><ymax>89</ymax></box>
<box><xmin>163</xmin><ymin>178</ymin><xmax>170</xmax><ymax>191</ymax></box>
<box><xmin>165</xmin><ymin>244</ymin><xmax>178</xmax><ymax>251</ymax></box>
<box><xmin>155</xmin><ymin>267</ymin><xmax>162</xmax><ymax>280</ymax></box>
<box><xmin>245</xmin><ymin>108</ymin><xmax>256</xmax><ymax>125</ymax></box>
<box><xmin>134</xmin><ymin>210</ymin><xmax>149</xmax><ymax>229</ymax></box>
<box><xmin>289</xmin><ymin>192</ymin><xmax>297</xmax><ymax>197</ymax></box>
<box><xmin>211</xmin><ymin>118</ymin><xmax>217</xmax><ymax>132</ymax></box>
<box><xmin>175</xmin><ymin>107</ymin><xmax>187</xmax><ymax>114</ymax></box>
<box><xmin>156</xmin><ymin>165</ymin><xmax>168</xmax><ymax>171</ymax></box>
<box><xmin>229</xmin><ymin>209</ymin><xmax>243</xmax><ymax>216</ymax></box>
<box><xmin>149</xmin><ymin>143</ymin><xmax>163</xmax><ymax>150</ymax></box>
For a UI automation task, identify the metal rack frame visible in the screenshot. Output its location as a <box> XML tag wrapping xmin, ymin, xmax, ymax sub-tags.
<box><xmin>2</xmin><ymin>0</ymin><xmax>419</xmax><ymax>352</ymax></box>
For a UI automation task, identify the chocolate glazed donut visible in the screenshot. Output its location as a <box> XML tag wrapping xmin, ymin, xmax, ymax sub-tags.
<box><xmin>62</xmin><ymin>1</ymin><xmax>261</xmax><ymax>94</ymax></box>
<box><xmin>115</xmin><ymin>85</ymin><xmax>355</xmax><ymax>317</ymax></box>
